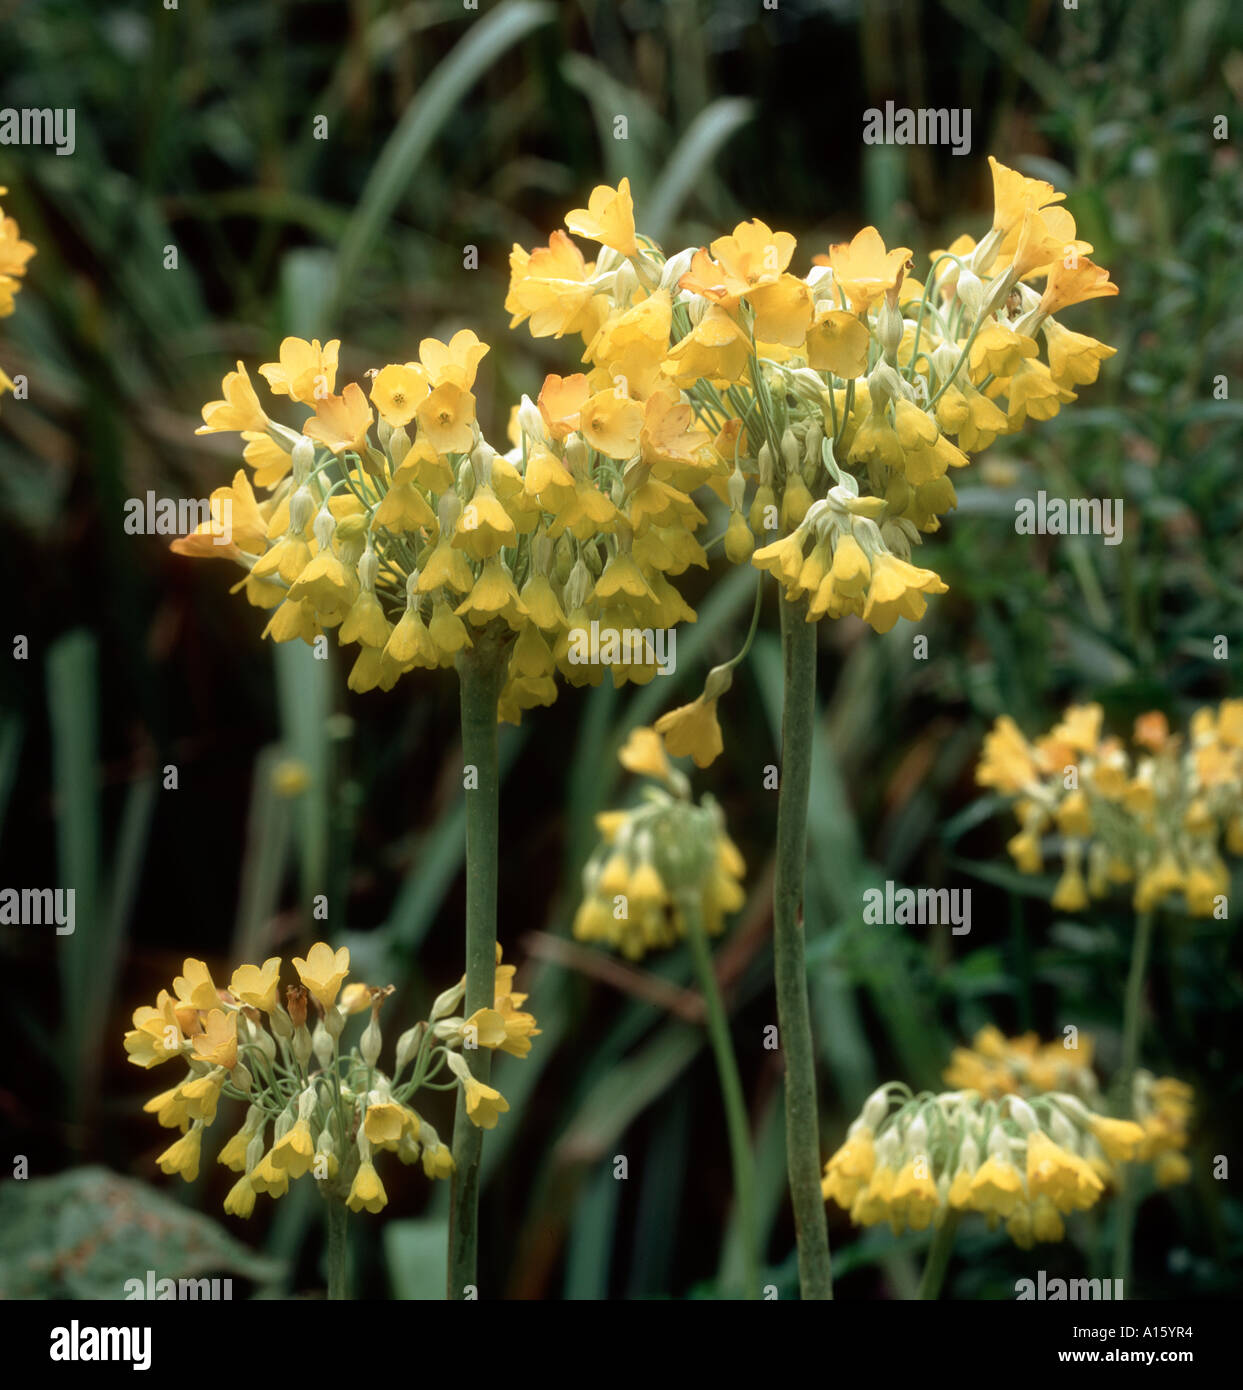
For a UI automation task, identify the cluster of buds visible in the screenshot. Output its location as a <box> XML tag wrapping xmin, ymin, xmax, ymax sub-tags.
<box><xmin>123</xmin><ymin>941</ymin><xmax>537</xmax><ymax>1217</ymax></box>
<box><xmin>944</xmin><ymin>1028</ymin><xmax>1192</xmax><ymax>1190</ymax></box>
<box><xmin>822</xmin><ymin>1081</ymin><xmax>1147</xmax><ymax>1249</ymax></box>
<box><xmin>1</xmin><ymin>185</ymin><xmax>35</xmax><ymax>410</ymax></box>
<box><xmin>977</xmin><ymin>701</ymin><xmax>1243</xmax><ymax>917</ymax></box>
<box><xmin>572</xmin><ymin>727</ymin><xmax>746</xmax><ymax>960</ymax></box>
<box><xmin>506</xmin><ymin>160</ymin><xmax>1117</xmax><ymax>762</ymax></box>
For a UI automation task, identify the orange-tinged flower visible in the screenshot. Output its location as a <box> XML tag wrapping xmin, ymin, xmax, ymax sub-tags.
<box><xmin>680</xmin><ymin>218</ymin><xmax>797</xmax><ymax>306</ymax></box>
<box><xmin>169</xmin><ymin>469</ymin><xmax>269</xmax><ymax>560</ymax></box>
<box><xmin>565</xmin><ymin>177</ymin><xmax>638</xmax><ymax>259</ymax></box>
<box><xmin>303</xmin><ymin>382</ymin><xmax>373</xmax><ymax>456</ymax></box>
<box><xmin>506</xmin><ymin>231</ymin><xmax>601</xmax><ymax>339</ymax></box>
<box><xmin>1038</xmin><ymin>257</ymin><xmax>1119</xmax><ymax>318</ymax></box>
<box><xmin>537</xmin><ymin>372</ymin><xmax>591</xmax><ymax>439</ymax></box>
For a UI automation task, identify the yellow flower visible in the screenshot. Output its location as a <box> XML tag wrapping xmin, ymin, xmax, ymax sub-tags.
<box><xmin>346</xmin><ymin>1159</ymin><xmax>388</xmax><ymax>1213</ymax></box>
<box><xmin>506</xmin><ymin>231</ymin><xmax>600</xmax><ymax>339</ymax></box>
<box><xmin>303</xmin><ymin>382</ymin><xmax>373</xmax><ymax>455</ymax></box>
<box><xmin>987</xmin><ymin>155</ymin><xmax>1066</xmax><ymax>236</ymax></box>
<box><xmin>1038</xmin><ymin>257</ymin><xmax>1119</xmax><ymax>318</ymax></box>
<box><xmin>173</xmin><ymin>957</ymin><xmax>220</xmax><ymax>1012</ymax></box>
<box><xmin>196</xmin><ymin>362</ymin><xmax>271</xmax><ymax>435</ymax></box>
<box><xmin>565</xmin><ymin>178</ymin><xmax>638</xmax><ymax>259</ymax></box>
<box><xmin>1042</xmin><ymin>319</ymin><xmax>1117</xmax><ymax>388</ymax></box>
<box><xmin>453</xmin><ymin>484</ymin><xmax>517</xmax><ymax>559</ymax></box>
<box><xmin>292</xmin><ymin>941</ymin><xmax>350</xmax><ymax>1009</ymax></box>
<box><xmin>860</xmin><ymin>553</ymin><xmax>948</xmax><ymax>634</ymax></box>
<box><xmin>123</xmin><ymin>990</ymin><xmax>185</xmax><ymax>1069</ymax></box>
<box><xmin>223</xmin><ymin>1174</ymin><xmax>257</xmax><ymax>1219</ymax></box>
<box><xmin>976</xmin><ymin>716</ymin><xmax>1041</xmax><ymax>794</ymax></box>
<box><xmin>1026</xmin><ymin>1129</ymin><xmax>1103</xmax><ymax>1212</ymax></box>
<box><xmin>370</xmin><ymin>362</ymin><xmax>429</xmax><ymax>426</ymax></box>
<box><xmin>618</xmin><ymin>726</ymin><xmax>674</xmax><ymax>784</ymax></box>
<box><xmin>821</xmin><ymin>1125</ymin><xmax>876</xmax><ymax>1208</ymax></box>
<box><xmin>416</xmin><ymin>381</ymin><xmax>475</xmax><ymax>454</ymax></box>
<box><xmin>143</xmin><ymin>1085</ymin><xmax>190</xmax><ymax>1131</ymax></box>
<box><xmin>364</xmin><ymin>1101</ymin><xmax>420</xmax><ymax>1150</ymax></box>
<box><xmin>824</xmin><ymin>227</ymin><xmax>912</xmax><ymax>312</ymax></box>
<box><xmin>663</xmin><ymin>306</ymin><xmax>751</xmax><ymax>388</ymax></box>
<box><xmin>169</xmin><ymin>469</ymin><xmax>269</xmax><ymax>561</ymax></box>
<box><xmin>462</xmin><ymin>1075</ymin><xmax>510</xmax><ymax>1130</ymax></box>
<box><xmin>270</xmin><ymin>1119</ymin><xmax>315</xmax><ymax>1178</ymax></box>
<box><xmin>259</xmin><ymin>336</ymin><xmax>339</xmax><ymax>405</ymax></box>
<box><xmin>1089</xmin><ymin>1116</ymin><xmax>1145</xmax><ymax>1162</ymax></box>
<box><xmin>418</xmin><ymin>329</ymin><xmax>490</xmax><ymax>391</ymax></box>
<box><xmin>455</xmin><ymin>558</ymin><xmax>529</xmax><ymax>629</ymax></box>
<box><xmin>192</xmin><ymin>1008</ymin><xmax>239</xmax><ymax>1070</ymax></box>
<box><xmin>580</xmin><ymin>388</ymin><xmax>644</xmax><ymax>459</ymax></box>
<box><xmin>156</xmin><ymin>1126</ymin><xmax>203</xmax><ymax>1182</ymax></box>
<box><xmin>230</xmin><ymin>957</ymin><xmax>281</xmax><ymax>1012</ymax></box>
<box><xmin>180</xmin><ymin>1072</ymin><xmax>224</xmax><ymax>1123</ymax></box>
<box><xmin>806</xmin><ymin>308</ymin><xmax>871</xmax><ymax>377</ymax></box>
<box><xmin>680</xmin><ymin>218</ymin><xmax>797</xmax><ymax>305</ymax></box>
<box><xmin>654</xmin><ymin>696</ymin><xmax>724</xmax><ymax>769</ymax></box>
<box><xmin>967</xmin><ymin>1154</ymin><xmax>1023</xmax><ymax>1217</ymax></box>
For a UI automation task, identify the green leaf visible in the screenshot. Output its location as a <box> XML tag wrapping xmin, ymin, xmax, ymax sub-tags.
<box><xmin>331</xmin><ymin>0</ymin><xmax>555</xmax><ymax>311</ymax></box>
<box><xmin>0</xmin><ymin>1167</ymin><xmax>283</xmax><ymax>1299</ymax></box>
<box><xmin>384</xmin><ymin>1216</ymin><xmax>449</xmax><ymax>1300</ymax></box>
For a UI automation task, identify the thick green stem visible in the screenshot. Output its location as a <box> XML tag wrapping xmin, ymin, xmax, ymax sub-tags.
<box><xmin>1113</xmin><ymin>908</ymin><xmax>1156</xmax><ymax>1287</ymax></box>
<box><xmin>917</xmin><ymin>1211</ymin><xmax>959</xmax><ymax>1300</ymax></box>
<box><xmin>1120</xmin><ymin>909</ymin><xmax>1156</xmax><ymax>1091</ymax></box>
<box><xmin>682</xmin><ymin>895</ymin><xmax>761</xmax><ymax>1299</ymax></box>
<box><xmin>774</xmin><ymin>595</ymin><xmax>833</xmax><ymax>1300</ymax></box>
<box><xmin>447</xmin><ymin>629</ymin><xmax>507</xmax><ymax>1300</ymax></box>
<box><xmin>325</xmin><ymin>1200</ymin><xmax>349</xmax><ymax>1300</ymax></box>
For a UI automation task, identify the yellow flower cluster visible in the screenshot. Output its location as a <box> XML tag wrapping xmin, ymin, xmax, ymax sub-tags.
<box><xmin>944</xmin><ymin>1027</ymin><xmax>1192</xmax><ymax>1190</ymax></box>
<box><xmin>977</xmin><ymin>701</ymin><xmax>1243</xmax><ymax>917</ymax></box>
<box><xmin>822</xmin><ymin>1080</ymin><xmax>1145</xmax><ymax>1249</ymax></box>
<box><xmin>572</xmin><ymin>727</ymin><xmax>745</xmax><ymax>959</ymax></box>
<box><xmin>1</xmin><ymin>186</ymin><xmax>35</xmax><ymax>408</ymax></box>
<box><xmin>505</xmin><ymin>161</ymin><xmax>1116</xmax><ymax>757</ymax></box>
<box><xmin>177</xmin><ymin>318</ymin><xmax>712</xmax><ymax>718</ymax></box>
<box><xmin>124</xmin><ymin>942</ymin><xmax>537</xmax><ymax>1217</ymax></box>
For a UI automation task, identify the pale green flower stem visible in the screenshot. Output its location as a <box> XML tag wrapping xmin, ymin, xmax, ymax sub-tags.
<box><xmin>774</xmin><ymin>595</ymin><xmax>834</xmax><ymax>1299</ymax></box>
<box><xmin>917</xmin><ymin>1210</ymin><xmax>960</xmax><ymax>1299</ymax></box>
<box><xmin>325</xmin><ymin>1200</ymin><xmax>349</xmax><ymax>1300</ymax></box>
<box><xmin>1112</xmin><ymin>907</ymin><xmax>1157</xmax><ymax>1286</ymax></box>
<box><xmin>446</xmin><ymin>628</ymin><xmax>508</xmax><ymax>1299</ymax></box>
<box><xmin>681</xmin><ymin>894</ymin><xmax>761</xmax><ymax>1299</ymax></box>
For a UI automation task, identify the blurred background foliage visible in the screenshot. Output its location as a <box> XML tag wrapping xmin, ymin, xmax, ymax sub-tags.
<box><xmin>1</xmin><ymin>0</ymin><xmax>1240</xmax><ymax>1299</ymax></box>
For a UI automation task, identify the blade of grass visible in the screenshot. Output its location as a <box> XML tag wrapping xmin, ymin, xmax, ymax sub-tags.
<box><xmin>331</xmin><ymin>0</ymin><xmax>555</xmax><ymax>314</ymax></box>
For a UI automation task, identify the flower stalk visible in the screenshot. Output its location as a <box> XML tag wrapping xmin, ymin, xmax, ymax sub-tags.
<box><xmin>681</xmin><ymin>892</ymin><xmax>761</xmax><ymax>1299</ymax></box>
<box><xmin>447</xmin><ymin>626</ymin><xmax>508</xmax><ymax>1298</ymax></box>
<box><xmin>774</xmin><ymin>593</ymin><xmax>833</xmax><ymax>1299</ymax></box>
